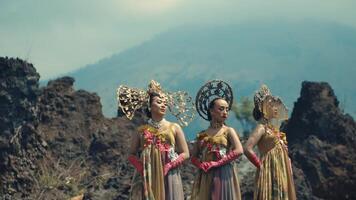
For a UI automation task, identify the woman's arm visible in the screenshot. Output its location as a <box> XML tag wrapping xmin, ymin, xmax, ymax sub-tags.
<box><xmin>227</xmin><ymin>127</ymin><xmax>244</xmax><ymax>156</ymax></box>
<box><xmin>173</xmin><ymin>123</ymin><xmax>189</xmax><ymax>159</ymax></box>
<box><xmin>191</xmin><ymin>138</ymin><xmax>200</xmax><ymax>158</ymax></box>
<box><xmin>163</xmin><ymin>123</ymin><xmax>189</xmax><ymax>175</ymax></box>
<box><xmin>129</xmin><ymin>130</ymin><xmax>140</xmax><ymax>155</ymax></box>
<box><xmin>191</xmin><ymin>135</ymin><xmax>206</xmax><ymax>170</ymax></box>
<box><xmin>244</xmin><ymin>124</ymin><xmax>265</xmax><ymax>168</ymax></box>
<box><xmin>127</xmin><ymin>131</ymin><xmax>143</xmax><ymax>175</ymax></box>
<box><xmin>203</xmin><ymin>127</ymin><xmax>243</xmax><ymax>170</ymax></box>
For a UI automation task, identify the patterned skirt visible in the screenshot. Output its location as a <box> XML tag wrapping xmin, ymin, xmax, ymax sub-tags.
<box><xmin>191</xmin><ymin>163</ymin><xmax>241</xmax><ymax>200</ymax></box>
<box><xmin>254</xmin><ymin>144</ymin><xmax>296</xmax><ymax>200</ymax></box>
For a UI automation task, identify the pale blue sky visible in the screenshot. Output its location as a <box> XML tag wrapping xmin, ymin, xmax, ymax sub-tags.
<box><xmin>1</xmin><ymin>0</ymin><xmax>356</xmax><ymax>79</ymax></box>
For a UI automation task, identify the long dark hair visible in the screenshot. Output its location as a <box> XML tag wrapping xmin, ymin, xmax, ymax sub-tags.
<box><xmin>252</xmin><ymin>106</ymin><xmax>263</xmax><ymax>121</ymax></box>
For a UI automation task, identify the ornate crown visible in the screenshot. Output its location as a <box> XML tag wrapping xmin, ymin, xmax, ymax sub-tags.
<box><xmin>254</xmin><ymin>84</ymin><xmax>288</xmax><ymax>120</ymax></box>
<box><xmin>147</xmin><ymin>80</ymin><xmax>163</xmax><ymax>95</ymax></box>
<box><xmin>117</xmin><ymin>80</ymin><xmax>195</xmax><ymax>126</ymax></box>
<box><xmin>253</xmin><ymin>84</ymin><xmax>272</xmax><ymax>112</ymax></box>
<box><xmin>195</xmin><ymin>80</ymin><xmax>233</xmax><ymax>121</ymax></box>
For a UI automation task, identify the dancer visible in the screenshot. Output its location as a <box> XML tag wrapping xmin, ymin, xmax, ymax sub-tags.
<box><xmin>191</xmin><ymin>80</ymin><xmax>243</xmax><ymax>200</ymax></box>
<box><xmin>117</xmin><ymin>80</ymin><xmax>195</xmax><ymax>200</ymax></box>
<box><xmin>244</xmin><ymin>85</ymin><xmax>296</xmax><ymax>200</ymax></box>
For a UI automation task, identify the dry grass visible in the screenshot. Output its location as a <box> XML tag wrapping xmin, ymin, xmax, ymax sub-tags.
<box><xmin>31</xmin><ymin>154</ymin><xmax>89</xmax><ymax>200</ymax></box>
<box><xmin>29</xmin><ymin>152</ymin><xmax>118</xmax><ymax>200</ymax></box>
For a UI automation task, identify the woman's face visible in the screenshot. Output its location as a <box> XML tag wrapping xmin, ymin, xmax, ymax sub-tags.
<box><xmin>263</xmin><ymin>97</ymin><xmax>279</xmax><ymax>119</ymax></box>
<box><xmin>210</xmin><ymin>99</ymin><xmax>229</xmax><ymax>122</ymax></box>
<box><xmin>150</xmin><ymin>95</ymin><xmax>168</xmax><ymax>117</ymax></box>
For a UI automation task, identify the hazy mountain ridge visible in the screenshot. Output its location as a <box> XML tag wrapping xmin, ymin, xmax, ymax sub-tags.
<box><xmin>65</xmin><ymin>20</ymin><xmax>356</xmax><ymax>139</ymax></box>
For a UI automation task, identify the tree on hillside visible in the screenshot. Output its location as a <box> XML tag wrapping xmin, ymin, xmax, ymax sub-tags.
<box><xmin>231</xmin><ymin>97</ymin><xmax>256</xmax><ymax>137</ymax></box>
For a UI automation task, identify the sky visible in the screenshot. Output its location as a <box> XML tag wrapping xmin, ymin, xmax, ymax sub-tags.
<box><xmin>1</xmin><ymin>0</ymin><xmax>356</xmax><ymax>79</ymax></box>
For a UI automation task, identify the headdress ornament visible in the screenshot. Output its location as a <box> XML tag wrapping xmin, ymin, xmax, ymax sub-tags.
<box><xmin>117</xmin><ymin>80</ymin><xmax>195</xmax><ymax>126</ymax></box>
<box><xmin>195</xmin><ymin>80</ymin><xmax>233</xmax><ymax>121</ymax></box>
<box><xmin>253</xmin><ymin>84</ymin><xmax>272</xmax><ymax>113</ymax></box>
<box><xmin>253</xmin><ymin>84</ymin><xmax>288</xmax><ymax>121</ymax></box>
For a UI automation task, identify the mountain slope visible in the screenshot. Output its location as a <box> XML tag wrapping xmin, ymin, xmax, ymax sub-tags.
<box><xmin>66</xmin><ymin>20</ymin><xmax>356</xmax><ymax>139</ymax></box>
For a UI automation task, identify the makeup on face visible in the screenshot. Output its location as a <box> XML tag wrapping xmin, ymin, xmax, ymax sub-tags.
<box><xmin>211</xmin><ymin>99</ymin><xmax>229</xmax><ymax>121</ymax></box>
<box><xmin>150</xmin><ymin>95</ymin><xmax>168</xmax><ymax>115</ymax></box>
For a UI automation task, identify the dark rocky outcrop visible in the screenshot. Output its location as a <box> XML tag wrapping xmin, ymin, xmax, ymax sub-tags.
<box><xmin>285</xmin><ymin>81</ymin><xmax>356</xmax><ymax>200</ymax></box>
<box><xmin>0</xmin><ymin>57</ymin><xmax>45</xmax><ymax>199</ymax></box>
<box><xmin>36</xmin><ymin>76</ymin><xmax>141</xmax><ymax>199</ymax></box>
<box><xmin>0</xmin><ymin>57</ymin><xmax>139</xmax><ymax>199</ymax></box>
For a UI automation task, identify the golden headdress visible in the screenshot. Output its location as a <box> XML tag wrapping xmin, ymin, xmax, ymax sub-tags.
<box><xmin>117</xmin><ymin>80</ymin><xmax>195</xmax><ymax>126</ymax></box>
<box><xmin>147</xmin><ymin>80</ymin><xmax>164</xmax><ymax>95</ymax></box>
<box><xmin>254</xmin><ymin>84</ymin><xmax>288</xmax><ymax>120</ymax></box>
<box><xmin>253</xmin><ymin>84</ymin><xmax>272</xmax><ymax>113</ymax></box>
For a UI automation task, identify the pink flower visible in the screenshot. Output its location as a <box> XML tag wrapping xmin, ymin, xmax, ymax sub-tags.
<box><xmin>156</xmin><ymin>139</ymin><xmax>170</xmax><ymax>152</ymax></box>
<box><xmin>143</xmin><ymin>130</ymin><xmax>154</xmax><ymax>147</ymax></box>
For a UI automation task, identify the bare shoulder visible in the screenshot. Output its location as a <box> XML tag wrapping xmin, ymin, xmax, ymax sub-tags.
<box><xmin>167</xmin><ymin>122</ymin><xmax>182</xmax><ymax>134</ymax></box>
<box><xmin>227</xmin><ymin>126</ymin><xmax>240</xmax><ymax>138</ymax></box>
<box><xmin>255</xmin><ymin>123</ymin><xmax>266</xmax><ymax>132</ymax></box>
<box><xmin>171</xmin><ymin>122</ymin><xmax>181</xmax><ymax>130</ymax></box>
<box><xmin>248</xmin><ymin>123</ymin><xmax>266</xmax><ymax>139</ymax></box>
<box><xmin>224</xmin><ymin>126</ymin><xmax>236</xmax><ymax>133</ymax></box>
<box><xmin>224</xmin><ymin>126</ymin><xmax>239</xmax><ymax>137</ymax></box>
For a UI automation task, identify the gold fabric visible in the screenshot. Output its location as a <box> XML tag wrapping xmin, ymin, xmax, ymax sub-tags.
<box><xmin>138</xmin><ymin>125</ymin><xmax>176</xmax><ymax>146</ymax></box>
<box><xmin>254</xmin><ymin>125</ymin><xmax>296</xmax><ymax>200</ymax></box>
<box><xmin>197</xmin><ymin>131</ymin><xmax>229</xmax><ymax>148</ymax></box>
<box><xmin>130</xmin><ymin>124</ymin><xmax>178</xmax><ymax>200</ymax></box>
<box><xmin>191</xmin><ymin>131</ymin><xmax>241</xmax><ymax>200</ymax></box>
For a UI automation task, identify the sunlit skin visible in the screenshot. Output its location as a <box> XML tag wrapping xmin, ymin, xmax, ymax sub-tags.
<box><xmin>150</xmin><ymin>95</ymin><xmax>168</xmax><ymax>121</ymax></box>
<box><xmin>192</xmin><ymin>98</ymin><xmax>243</xmax><ymax>171</ymax></box>
<box><xmin>129</xmin><ymin>94</ymin><xmax>189</xmax><ymax>161</ymax></box>
<box><xmin>209</xmin><ymin>99</ymin><xmax>229</xmax><ymax>125</ymax></box>
<box><xmin>245</xmin><ymin>98</ymin><xmax>283</xmax><ymax>164</ymax></box>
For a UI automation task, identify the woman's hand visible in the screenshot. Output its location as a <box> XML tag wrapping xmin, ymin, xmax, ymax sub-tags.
<box><xmin>244</xmin><ymin>124</ymin><xmax>264</xmax><ymax>168</ymax></box>
<box><xmin>128</xmin><ymin>155</ymin><xmax>144</xmax><ymax>176</ymax></box>
<box><xmin>201</xmin><ymin>161</ymin><xmax>218</xmax><ymax>172</ymax></box>
<box><xmin>163</xmin><ymin>153</ymin><xmax>185</xmax><ymax>176</ymax></box>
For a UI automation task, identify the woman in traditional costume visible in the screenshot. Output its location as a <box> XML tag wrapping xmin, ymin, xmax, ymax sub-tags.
<box><xmin>117</xmin><ymin>80</ymin><xmax>195</xmax><ymax>200</ymax></box>
<box><xmin>244</xmin><ymin>85</ymin><xmax>296</xmax><ymax>200</ymax></box>
<box><xmin>190</xmin><ymin>80</ymin><xmax>243</xmax><ymax>200</ymax></box>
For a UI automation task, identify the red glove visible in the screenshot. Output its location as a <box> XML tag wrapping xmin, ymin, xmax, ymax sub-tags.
<box><xmin>191</xmin><ymin>157</ymin><xmax>207</xmax><ymax>172</ymax></box>
<box><xmin>204</xmin><ymin>150</ymin><xmax>241</xmax><ymax>171</ymax></box>
<box><xmin>200</xmin><ymin>161</ymin><xmax>216</xmax><ymax>172</ymax></box>
<box><xmin>128</xmin><ymin>155</ymin><xmax>143</xmax><ymax>176</ymax></box>
<box><xmin>164</xmin><ymin>153</ymin><xmax>185</xmax><ymax>176</ymax></box>
<box><xmin>248</xmin><ymin>152</ymin><xmax>261</xmax><ymax>168</ymax></box>
<box><xmin>191</xmin><ymin>157</ymin><xmax>202</xmax><ymax>168</ymax></box>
